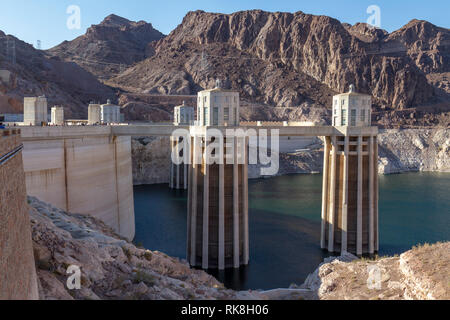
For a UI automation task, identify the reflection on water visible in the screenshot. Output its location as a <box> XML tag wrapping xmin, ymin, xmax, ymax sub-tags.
<box><xmin>134</xmin><ymin>172</ymin><xmax>450</xmax><ymax>290</ymax></box>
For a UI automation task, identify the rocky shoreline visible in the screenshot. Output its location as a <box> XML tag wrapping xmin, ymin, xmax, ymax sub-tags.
<box><xmin>29</xmin><ymin>196</ymin><xmax>449</xmax><ymax>300</ymax></box>
<box><xmin>298</xmin><ymin>242</ymin><xmax>449</xmax><ymax>300</ymax></box>
<box><xmin>378</xmin><ymin>128</ymin><xmax>450</xmax><ymax>174</ymax></box>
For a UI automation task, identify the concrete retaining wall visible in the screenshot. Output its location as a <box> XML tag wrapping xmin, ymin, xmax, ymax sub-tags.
<box><xmin>0</xmin><ymin>129</ymin><xmax>39</xmax><ymax>300</ymax></box>
<box><xmin>21</xmin><ymin>127</ymin><xmax>135</xmax><ymax>240</ymax></box>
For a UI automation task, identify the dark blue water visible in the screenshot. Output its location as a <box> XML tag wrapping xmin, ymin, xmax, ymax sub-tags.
<box><xmin>133</xmin><ymin>172</ymin><xmax>450</xmax><ymax>290</ymax></box>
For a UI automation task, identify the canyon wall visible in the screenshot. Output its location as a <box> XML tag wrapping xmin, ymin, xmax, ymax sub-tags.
<box><xmin>132</xmin><ymin>136</ymin><xmax>171</xmax><ymax>185</ymax></box>
<box><xmin>378</xmin><ymin>128</ymin><xmax>450</xmax><ymax>174</ymax></box>
<box><xmin>131</xmin><ymin>129</ymin><xmax>450</xmax><ymax>184</ymax></box>
<box><xmin>131</xmin><ymin>136</ymin><xmax>322</xmax><ymax>184</ymax></box>
<box><xmin>0</xmin><ymin>128</ymin><xmax>39</xmax><ymax>300</ymax></box>
<box><xmin>21</xmin><ymin>127</ymin><xmax>135</xmax><ymax>240</ymax></box>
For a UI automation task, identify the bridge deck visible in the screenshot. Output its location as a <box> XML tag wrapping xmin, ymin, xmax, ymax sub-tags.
<box><xmin>19</xmin><ymin>125</ymin><xmax>378</xmax><ymax>140</ymax></box>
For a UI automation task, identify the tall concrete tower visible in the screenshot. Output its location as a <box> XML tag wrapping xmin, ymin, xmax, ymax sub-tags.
<box><xmin>186</xmin><ymin>84</ymin><xmax>249</xmax><ymax>270</ymax></box>
<box><xmin>173</xmin><ymin>101</ymin><xmax>195</xmax><ymax>126</ymax></box>
<box><xmin>170</xmin><ymin>101</ymin><xmax>195</xmax><ymax>190</ymax></box>
<box><xmin>101</xmin><ymin>100</ymin><xmax>121</xmax><ymax>124</ymax></box>
<box><xmin>321</xmin><ymin>85</ymin><xmax>379</xmax><ymax>255</ymax></box>
<box><xmin>88</xmin><ymin>102</ymin><xmax>101</xmax><ymax>125</ymax></box>
<box><xmin>23</xmin><ymin>96</ymin><xmax>48</xmax><ymax>126</ymax></box>
<box><xmin>51</xmin><ymin>106</ymin><xmax>64</xmax><ymax>125</ymax></box>
<box><xmin>196</xmin><ymin>81</ymin><xmax>240</xmax><ymax>126</ymax></box>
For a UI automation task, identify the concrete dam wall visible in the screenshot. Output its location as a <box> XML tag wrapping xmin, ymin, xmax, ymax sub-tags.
<box><xmin>21</xmin><ymin>127</ymin><xmax>135</xmax><ymax>240</ymax></box>
<box><xmin>0</xmin><ymin>128</ymin><xmax>39</xmax><ymax>300</ymax></box>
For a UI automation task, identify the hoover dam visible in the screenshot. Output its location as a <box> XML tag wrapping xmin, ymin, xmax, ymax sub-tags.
<box><xmin>21</xmin><ymin>126</ymin><xmax>135</xmax><ymax>240</ymax></box>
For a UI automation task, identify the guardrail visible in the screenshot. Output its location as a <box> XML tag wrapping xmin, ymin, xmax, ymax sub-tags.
<box><xmin>0</xmin><ymin>128</ymin><xmax>23</xmax><ymax>166</ymax></box>
<box><xmin>0</xmin><ymin>144</ymin><xmax>23</xmax><ymax>166</ymax></box>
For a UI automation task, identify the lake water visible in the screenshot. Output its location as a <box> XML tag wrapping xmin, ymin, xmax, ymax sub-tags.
<box><xmin>133</xmin><ymin>172</ymin><xmax>450</xmax><ymax>290</ymax></box>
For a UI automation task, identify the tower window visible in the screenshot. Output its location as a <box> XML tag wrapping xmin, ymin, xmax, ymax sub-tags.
<box><xmin>341</xmin><ymin>109</ymin><xmax>347</xmax><ymax>126</ymax></box>
<box><xmin>203</xmin><ymin>107</ymin><xmax>209</xmax><ymax>125</ymax></box>
<box><xmin>351</xmin><ymin>109</ymin><xmax>356</xmax><ymax>126</ymax></box>
<box><xmin>224</xmin><ymin>107</ymin><xmax>229</xmax><ymax>121</ymax></box>
<box><xmin>213</xmin><ymin>107</ymin><xmax>218</xmax><ymax>125</ymax></box>
<box><xmin>361</xmin><ymin>109</ymin><xmax>365</xmax><ymax>122</ymax></box>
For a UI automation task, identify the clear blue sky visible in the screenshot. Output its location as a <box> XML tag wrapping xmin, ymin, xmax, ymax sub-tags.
<box><xmin>1</xmin><ymin>0</ymin><xmax>448</xmax><ymax>49</ymax></box>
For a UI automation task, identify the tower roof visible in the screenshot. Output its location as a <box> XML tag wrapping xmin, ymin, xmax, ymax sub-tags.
<box><xmin>200</xmin><ymin>87</ymin><xmax>237</xmax><ymax>93</ymax></box>
<box><xmin>334</xmin><ymin>84</ymin><xmax>371</xmax><ymax>98</ymax></box>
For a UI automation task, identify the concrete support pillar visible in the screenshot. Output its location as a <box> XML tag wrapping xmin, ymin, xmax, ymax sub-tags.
<box><xmin>169</xmin><ymin>137</ymin><xmax>174</xmax><ymax>189</ymax></box>
<box><xmin>375</xmin><ymin>138</ymin><xmax>379</xmax><ymax>252</ymax></box>
<box><xmin>187</xmin><ymin>133</ymin><xmax>248</xmax><ymax>270</ymax></box>
<box><xmin>233</xmin><ymin>136</ymin><xmax>240</xmax><ymax>269</ymax></box>
<box><xmin>169</xmin><ymin>136</ymin><xmax>188</xmax><ymax>190</ymax></box>
<box><xmin>243</xmin><ymin>136</ymin><xmax>249</xmax><ymax>265</ymax></box>
<box><xmin>184</xmin><ymin>164</ymin><xmax>188</xmax><ymax>190</ymax></box>
<box><xmin>202</xmin><ymin>149</ymin><xmax>210</xmax><ymax>270</ymax></box>
<box><xmin>323</xmin><ymin>132</ymin><xmax>378</xmax><ymax>255</ymax></box>
<box><xmin>176</xmin><ymin>159</ymin><xmax>180</xmax><ymax>189</ymax></box>
<box><xmin>341</xmin><ymin>135</ymin><xmax>349</xmax><ymax>252</ymax></box>
<box><xmin>186</xmin><ymin>138</ymin><xmax>192</xmax><ymax>262</ymax></box>
<box><xmin>218</xmin><ymin>160</ymin><xmax>225</xmax><ymax>270</ymax></box>
<box><xmin>357</xmin><ymin>135</ymin><xmax>363</xmax><ymax>255</ymax></box>
<box><xmin>369</xmin><ymin>135</ymin><xmax>375</xmax><ymax>254</ymax></box>
<box><xmin>320</xmin><ymin>137</ymin><xmax>330</xmax><ymax>249</ymax></box>
<box><xmin>189</xmin><ymin>136</ymin><xmax>198</xmax><ymax>266</ymax></box>
<box><xmin>328</xmin><ymin>135</ymin><xmax>337</xmax><ymax>252</ymax></box>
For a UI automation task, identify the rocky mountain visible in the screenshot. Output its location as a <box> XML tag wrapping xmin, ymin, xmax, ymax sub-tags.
<box><xmin>2</xmin><ymin>11</ymin><xmax>448</xmax><ymax>125</ymax></box>
<box><xmin>47</xmin><ymin>14</ymin><xmax>165</xmax><ymax>80</ymax></box>
<box><xmin>109</xmin><ymin>10</ymin><xmax>450</xmax><ymax>126</ymax></box>
<box><xmin>0</xmin><ymin>31</ymin><xmax>115</xmax><ymax>118</ymax></box>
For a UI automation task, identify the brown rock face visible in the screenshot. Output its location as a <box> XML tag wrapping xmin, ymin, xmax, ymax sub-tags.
<box><xmin>118</xmin><ymin>93</ymin><xmax>197</xmax><ymax>122</ymax></box>
<box><xmin>0</xmin><ymin>31</ymin><xmax>115</xmax><ymax>118</ymax></box>
<box><xmin>47</xmin><ymin>14</ymin><xmax>165</xmax><ymax>80</ymax></box>
<box><xmin>109</xmin><ymin>10</ymin><xmax>449</xmax><ymax>126</ymax></box>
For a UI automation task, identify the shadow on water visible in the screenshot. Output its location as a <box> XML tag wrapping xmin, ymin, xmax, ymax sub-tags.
<box><xmin>133</xmin><ymin>172</ymin><xmax>450</xmax><ymax>291</ymax></box>
<box><xmin>208</xmin><ymin>208</ymin><xmax>331</xmax><ymax>290</ymax></box>
<box><xmin>134</xmin><ymin>186</ymin><xmax>187</xmax><ymax>259</ymax></box>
